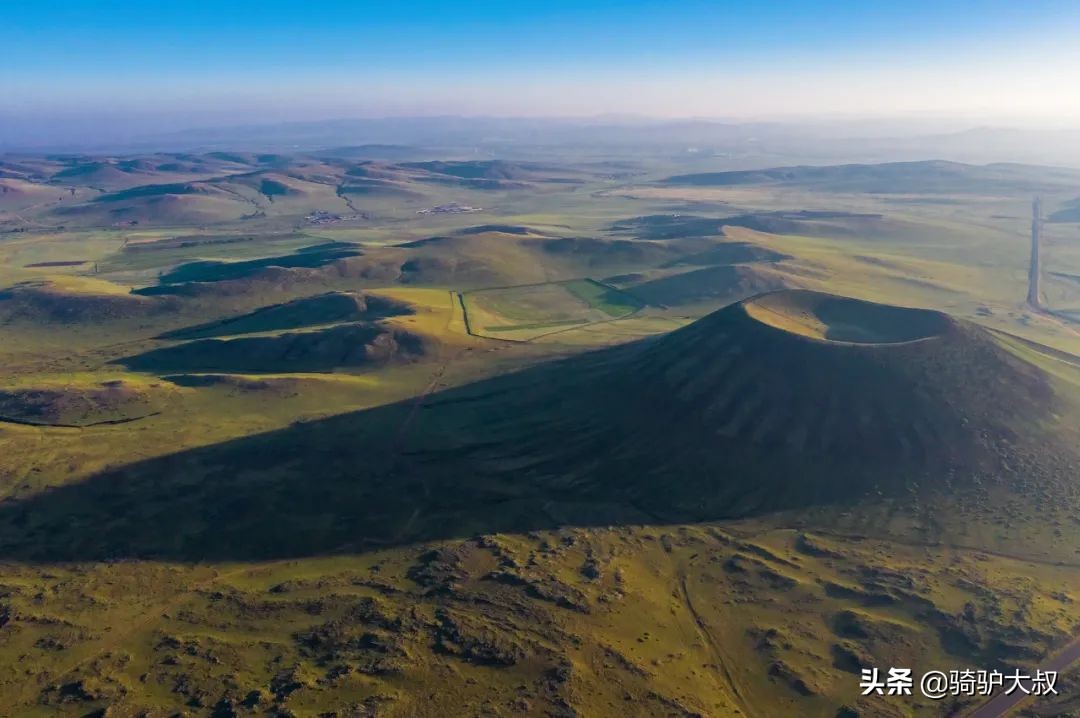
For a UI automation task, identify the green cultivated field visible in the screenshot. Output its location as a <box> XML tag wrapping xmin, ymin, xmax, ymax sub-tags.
<box><xmin>462</xmin><ymin>278</ymin><xmax>644</xmax><ymax>340</ymax></box>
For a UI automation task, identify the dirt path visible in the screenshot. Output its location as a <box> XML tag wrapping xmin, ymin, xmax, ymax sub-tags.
<box><xmin>673</xmin><ymin>555</ymin><xmax>752</xmax><ymax>716</ymax></box>
<box><xmin>384</xmin><ymin>291</ymin><xmax>473</xmax><ymax>541</ymax></box>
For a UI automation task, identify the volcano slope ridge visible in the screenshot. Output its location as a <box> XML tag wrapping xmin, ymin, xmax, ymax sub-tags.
<box><xmin>426</xmin><ymin>289</ymin><xmax>1077</xmax><ymax>528</ymax></box>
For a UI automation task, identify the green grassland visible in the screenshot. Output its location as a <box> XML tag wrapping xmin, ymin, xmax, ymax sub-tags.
<box><xmin>0</xmin><ymin>153</ymin><xmax>1078</xmax><ymax>715</ymax></box>
<box><xmin>462</xmin><ymin>279</ymin><xmax>644</xmax><ymax>340</ymax></box>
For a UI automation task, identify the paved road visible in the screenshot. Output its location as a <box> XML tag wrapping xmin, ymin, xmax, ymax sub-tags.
<box><xmin>967</xmin><ymin>635</ymin><xmax>1080</xmax><ymax>718</ymax></box>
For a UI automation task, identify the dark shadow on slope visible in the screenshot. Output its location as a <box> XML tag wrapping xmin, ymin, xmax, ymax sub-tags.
<box><xmin>629</xmin><ymin>264</ymin><xmax>791</xmax><ymax>306</ymax></box>
<box><xmin>663</xmin><ymin>242</ymin><xmax>789</xmax><ymax>267</ymax></box>
<box><xmin>0</xmin><ymin>345</ymin><xmax>849</xmax><ymax>563</ymax></box>
<box><xmin>140</xmin><ymin>245</ymin><xmax>361</xmax><ymax>288</ymax></box>
<box><xmin>0</xmin><ymin>358</ymin><xmax>609</xmax><ymax>563</ymax></box>
<box><xmin>610</xmin><ymin>212</ymin><xmax>886</xmax><ymax>240</ymax></box>
<box><xmin>0</xmin><ymin>291</ymin><xmax>1071</xmax><ymax>565</ymax></box>
<box><xmin>157</xmin><ymin>291</ymin><xmax>413</xmax><ymax>340</ymax></box>
<box><xmin>119</xmin><ymin>322</ymin><xmax>429</xmax><ymax>373</ymax></box>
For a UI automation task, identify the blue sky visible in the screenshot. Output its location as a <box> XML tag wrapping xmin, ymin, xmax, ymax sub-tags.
<box><xmin>5</xmin><ymin>1</ymin><xmax>1080</xmax><ymax>125</ymax></box>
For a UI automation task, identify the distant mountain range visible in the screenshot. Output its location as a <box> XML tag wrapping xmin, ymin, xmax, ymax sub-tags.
<box><xmin>5</xmin><ymin>115</ymin><xmax>1080</xmax><ymax>168</ymax></box>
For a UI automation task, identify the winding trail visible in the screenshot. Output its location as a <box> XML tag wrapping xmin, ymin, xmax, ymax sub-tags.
<box><xmin>672</xmin><ymin>553</ymin><xmax>752</xmax><ymax>716</ymax></box>
<box><xmin>383</xmin><ymin>290</ymin><xmax>475</xmax><ymax>542</ymax></box>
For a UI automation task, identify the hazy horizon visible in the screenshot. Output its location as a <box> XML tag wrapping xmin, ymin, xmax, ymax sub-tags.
<box><xmin>6</xmin><ymin>0</ymin><xmax>1080</xmax><ymax>150</ymax></box>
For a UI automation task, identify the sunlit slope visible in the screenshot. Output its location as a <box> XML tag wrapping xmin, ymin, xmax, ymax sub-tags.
<box><xmin>741</xmin><ymin>290</ymin><xmax>951</xmax><ymax>343</ymax></box>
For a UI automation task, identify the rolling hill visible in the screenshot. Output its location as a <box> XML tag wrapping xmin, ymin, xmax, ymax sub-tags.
<box><xmin>10</xmin><ymin>154</ymin><xmax>586</xmax><ymax>227</ymax></box>
<box><xmin>118</xmin><ymin>321</ymin><xmax>430</xmax><ymax>374</ymax></box>
<box><xmin>0</xmin><ymin>379</ymin><xmax>171</xmax><ymax>427</ymax></box>
<box><xmin>625</xmin><ymin>263</ymin><xmax>793</xmax><ymax>307</ymax></box>
<box><xmin>132</xmin><ymin>229</ymin><xmax>693</xmax><ymax>297</ymax></box>
<box><xmin>663</xmin><ymin>160</ymin><xmax>1080</xmax><ymax>194</ymax></box>
<box><xmin>398</xmin><ymin>160</ymin><xmax>588</xmax><ymax>189</ymax></box>
<box><xmin>55</xmin><ymin>183</ymin><xmax>256</xmax><ymax>225</ymax></box>
<box><xmin>0</xmin><ymin>277</ymin><xmax>177</xmax><ymax>324</ymax></box>
<box><xmin>44</xmin><ymin>154</ymin><xmax>258</xmax><ymax>189</ymax></box>
<box><xmin>51</xmin><ymin>160</ymin><xmax>158</xmax><ymax>187</ymax></box>
<box><xmin>158</xmin><ymin>291</ymin><xmax>413</xmax><ymax>339</ymax></box>
<box><xmin>0</xmin><ymin>178</ymin><xmax>72</xmax><ymax>211</ymax></box>
<box><xmin>611</xmin><ymin>211</ymin><xmax>917</xmax><ymax>242</ymax></box>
